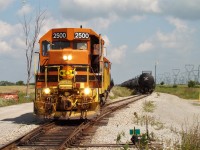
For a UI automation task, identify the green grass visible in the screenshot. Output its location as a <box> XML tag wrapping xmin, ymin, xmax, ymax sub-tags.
<box><xmin>109</xmin><ymin>86</ymin><xmax>134</xmax><ymax>99</ymax></box>
<box><xmin>143</xmin><ymin>100</ymin><xmax>156</xmax><ymax>113</ymax></box>
<box><xmin>0</xmin><ymin>85</ymin><xmax>35</xmax><ymax>93</ymax></box>
<box><xmin>155</xmin><ymin>85</ymin><xmax>200</xmax><ymax>100</ymax></box>
<box><xmin>0</xmin><ymin>92</ymin><xmax>34</xmax><ymax>107</ymax></box>
<box><xmin>180</xmin><ymin>118</ymin><xmax>200</xmax><ymax>150</ymax></box>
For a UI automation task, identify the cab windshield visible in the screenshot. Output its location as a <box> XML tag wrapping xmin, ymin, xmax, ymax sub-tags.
<box><xmin>52</xmin><ymin>41</ymin><xmax>70</xmax><ymax>49</ymax></box>
<box><xmin>42</xmin><ymin>41</ymin><xmax>88</xmax><ymax>56</ymax></box>
<box><xmin>73</xmin><ymin>42</ymin><xmax>87</xmax><ymax>50</ymax></box>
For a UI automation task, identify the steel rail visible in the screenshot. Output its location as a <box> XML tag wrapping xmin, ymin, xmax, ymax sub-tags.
<box><xmin>71</xmin><ymin>142</ymin><xmax>163</xmax><ymax>148</ymax></box>
<box><xmin>0</xmin><ymin>121</ymin><xmax>54</xmax><ymax>150</ymax></box>
<box><xmin>104</xmin><ymin>94</ymin><xmax>141</xmax><ymax>107</ymax></box>
<box><xmin>72</xmin><ymin>143</ymin><xmax>136</xmax><ymax>148</ymax></box>
<box><xmin>58</xmin><ymin>94</ymin><xmax>147</xmax><ymax>149</ymax></box>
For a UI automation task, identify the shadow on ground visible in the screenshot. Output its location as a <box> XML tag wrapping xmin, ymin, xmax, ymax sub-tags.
<box><xmin>1</xmin><ymin>113</ymin><xmax>46</xmax><ymax>125</ymax></box>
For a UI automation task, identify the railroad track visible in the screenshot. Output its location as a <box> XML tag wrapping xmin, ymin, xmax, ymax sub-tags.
<box><xmin>72</xmin><ymin>94</ymin><xmax>148</xmax><ymax>148</ymax></box>
<box><xmin>0</xmin><ymin>94</ymin><xmax>148</xmax><ymax>150</ymax></box>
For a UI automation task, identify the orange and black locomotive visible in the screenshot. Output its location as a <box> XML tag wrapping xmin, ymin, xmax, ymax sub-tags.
<box><xmin>34</xmin><ymin>27</ymin><xmax>111</xmax><ymax>119</ymax></box>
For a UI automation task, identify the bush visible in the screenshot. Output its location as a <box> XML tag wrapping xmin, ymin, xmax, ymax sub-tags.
<box><xmin>109</xmin><ymin>86</ymin><xmax>134</xmax><ymax>99</ymax></box>
<box><xmin>16</xmin><ymin>80</ymin><xmax>24</xmax><ymax>85</ymax></box>
<box><xmin>0</xmin><ymin>92</ymin><xmax>34</xmax><ymax>107</ymax></box>
<box><xmin>0</xmin><ymin>98</ymin><xmax>18</xmax><ymax>107</ymax></box>
<box><xmin>188</xmin><ymin>80</ymin><xmax>196</xmax><ymax>88</ymax></box>
<box><xmin>180</xmin><ymin>119</ymin><xmax>200</xmax><ymax>150</ymax></box>
<box><xmin>0</xmin><ymin>81</ymin><xmax>15</xmax><ymax>86</ymax></box>
<box><xmin>143</xmin><ymin>100</ymin><xmax>156</xmax><ymax>113</ymax></box>
<box><xmin>160</xmin><ymin>81</ymin><xmax>164</xmax><ymax>85</ymax></box>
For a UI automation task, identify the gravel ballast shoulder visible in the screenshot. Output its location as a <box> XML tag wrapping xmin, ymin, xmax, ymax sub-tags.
<box><xmin>0</xmin><ymin>103</ymin><xmax>42</xmax><ymax>147</ymax></box>
<box><xmin>90</xmin><ymin>93</ymin><xmax>200</xmax><ymax>149</ymax></box>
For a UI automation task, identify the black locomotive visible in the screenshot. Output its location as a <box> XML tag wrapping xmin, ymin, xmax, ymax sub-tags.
<box><xmin>120</xmin><ymin>71</ymin><xmax>155</xmax><ymax>94</ymax></box>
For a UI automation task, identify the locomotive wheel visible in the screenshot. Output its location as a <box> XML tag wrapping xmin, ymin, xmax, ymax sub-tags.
<box><xmin>104</xmin><ymin>91</ymin><xmax>108</xmax><ymax>100</ymax></box>
<box><xmin>100</xmin><ymin>96</ymin><xmax>105</xmax><ymax>106</ymax></box>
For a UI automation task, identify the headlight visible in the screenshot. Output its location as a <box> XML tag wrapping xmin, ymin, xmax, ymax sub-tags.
<box><xmin>63</xmin><ymin>55</ymin><xmax>72</xmax><ymax>61</ymax></box>
<box><xmin>84</xmin><ymin>88</ymin><xmax>91</xmax><ymax>95</ymax></box>
<box><xmin>68</xmin><ymin>55</ymin><xmax>72</xmax><ymax>60</ymax></box>
<box><xmin>63</xmin><ymin>55</ymin><xmax>68</xmax><ymax>60</ymax></box>
<box><xmin>43</xmin><ymin>88</ymin><xmax>51</xmax><ymax>94</ymax></box>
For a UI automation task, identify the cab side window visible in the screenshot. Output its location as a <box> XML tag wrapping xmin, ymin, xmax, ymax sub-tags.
<box><xmin>104</xmin><ymin>62</ymin><xmax>108</xmax><ymax>68</ymax></box>
<box><xmin>42</xmin><ymin>41</ymin><xmax>50</xmax><ymax>56</ymax></box>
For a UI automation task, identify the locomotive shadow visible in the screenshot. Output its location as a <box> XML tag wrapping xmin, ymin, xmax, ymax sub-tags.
<box><xmin>1</xmin><ymin>113</ymin><xmax>44</xmax><ymax>125</ymax></box>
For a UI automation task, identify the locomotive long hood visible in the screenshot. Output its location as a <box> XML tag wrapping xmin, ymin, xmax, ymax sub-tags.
<box><xmin>47</xmin><ymin>48</ymin><xmax>89</xmax><ymax>65</ymax></box>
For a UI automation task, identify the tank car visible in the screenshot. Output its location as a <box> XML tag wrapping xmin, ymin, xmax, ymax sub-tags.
<box><xmin>34</xmin><ymin>27</ymin><xmax>111</xmax><ymax>119</ymax></box>
<box><xmin>120</xmin><ymin>71</ymin><xmax>155</xmax><ymax>94</ymax></box>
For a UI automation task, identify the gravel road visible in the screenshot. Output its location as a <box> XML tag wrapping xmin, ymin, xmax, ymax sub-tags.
<box><xmin>0</xmin><ymin>103</ymin><xmax>42</xmax><ymax>147</ymax></box>
<box><xmin>0</xmin><ymin>93</ymin><xmax>200</xmax><ymax>149</ymax></box>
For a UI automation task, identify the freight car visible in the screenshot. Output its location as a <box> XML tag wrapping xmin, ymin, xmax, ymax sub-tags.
<box><xmin>34</xmin><ymin>27</ymin><xmax>111</xmax><ymax>119</ymax></box>
<box><xmin>120</xmin><ymin>71</ymin><xmax>155</xmax><ymax>94</ymax></box>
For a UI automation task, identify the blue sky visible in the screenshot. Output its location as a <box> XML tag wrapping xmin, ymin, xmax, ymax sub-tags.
<box><xmin>0</xmin><ymin>0</ymin><xmax>200</xmax><ymax>84</ymax></box>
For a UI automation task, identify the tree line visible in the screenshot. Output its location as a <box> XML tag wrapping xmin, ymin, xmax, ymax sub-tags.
<box><xmin>0</xmin><ymin>81</ymin><xmax>35</xmax><ymax>86</ymax></box>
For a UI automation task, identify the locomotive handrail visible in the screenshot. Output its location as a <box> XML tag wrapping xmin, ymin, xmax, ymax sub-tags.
<box><xmin>44</xmin><ymin>65</ymin><xmax>61</xmax><ymax>87</ymax></box>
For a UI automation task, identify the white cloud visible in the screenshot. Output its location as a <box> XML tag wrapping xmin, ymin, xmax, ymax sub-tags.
<box><xmin>59</xmin><ymin>0</ymin><xmax>160</xmax><ymax>21</ymax></box>
<box><xmin>135</xmin><ymin>17</ymin><xmax>195</xmax><ymax>54</ymax></box>
<box><xmin>59</xmin><ymin>0</ymin><xmax>200</xmax><ymax>24</ymax></box>
<box><xmin>89</xmin><ymin>13</ymin><xmax>119</xmax><ymax>29</ymax></box>
<box><xmin>0</xmin><ymin>40</ymin><xmax>12</xmax><ymax>53</ymax></box>
<box><xmin>41</xmin><ymin>16</ymin><xmax>87</xmax><ymax>34</ymax></box>
<box><xmin>156</xmin><ymin>31</ymin><xmax>170</xmax><ymax>43</ymax></box>
<box><xmin>158</xmin><ymin>0</ymin><xmax>200</xmax><ymax>20</ymax></box>
<box><xmin>0</xmin><ymin>36</ymin><xmax>25</xmax><ymax>56</ymax></box>
<box><xmin>135</xmin><ymin>41</ymin><xmax>154</xmax><ymax>52</ymax></box>
<box><xmin>102</xmin><ymin>35</ymin><xmax>110</xmax><ymax>47</ymax></box>
<box><xmin>12</xmin><ymin>37</ymin><xmax>25</xmax><ymax>50</ymax></box>
<box><xmin>0</xmin><ymin>21</ymin><xmax>24</xmax><ymax>56</ymax></box>
<box><xmin>108</xmin><ymin>45</ymin><xmax>127</xmax><ymax>64</ymax></box>
<box><xmin>17</xmin><ymin>4</ymin><xmax>32</xmax><ymax>16</ymax></box>
<box><xmin>0</xmin><ymin>21</ymin><xmax>19</xmax><ymax>38</ymax></box>
<box><xmin>156</xmin><ymin>18</ymin><xmax>194</xmax><ymax>50</ymax></box>
<box><xmin>0</xmin><ymin>0</ymin><xmax>14</xmax><ymax>11</ymax></box>
<box><xmin>156</xmin><ymin>31</ymin><xmax>179</xmax><ymax>48</ymax></box>
<box><xmin>40</xmin><ymin>12</ymin><xmax>117</xmax><ymax>35</ymax></box>
<box><xmin>167</xmin><ymin>17</ymin><xmax>189</xmax><ymax>32</ymax></box>
<box><xmin>130</xmin><ymin>15</ymin><xmax>146</xmax><ymax>22</ymax></box>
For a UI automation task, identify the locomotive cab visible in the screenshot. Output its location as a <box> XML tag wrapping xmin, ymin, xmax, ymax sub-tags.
<box><xmin>34</xmin><ymin>27</ymin><xmax>111</xmax><ymax>119</ymax></box>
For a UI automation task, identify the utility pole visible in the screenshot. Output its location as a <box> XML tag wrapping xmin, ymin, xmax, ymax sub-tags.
<box><xmin>185</xmin><ymin>64</ymin><xmax>194</xmax><ymax>82</ymax></box>
<box><xmin>198</xmin><ymin>65</ymin><xmax>200</xmax><ymax>83</ymax></box>
<box><xmin>172</xmin><ymin>69</ymin><xmax>180</xmax><ymax>85</ymax></box>
<box><xmin>155</xmin><ymin>61</ymin><xmax>158</xmax><ymax>85</ymax></box>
